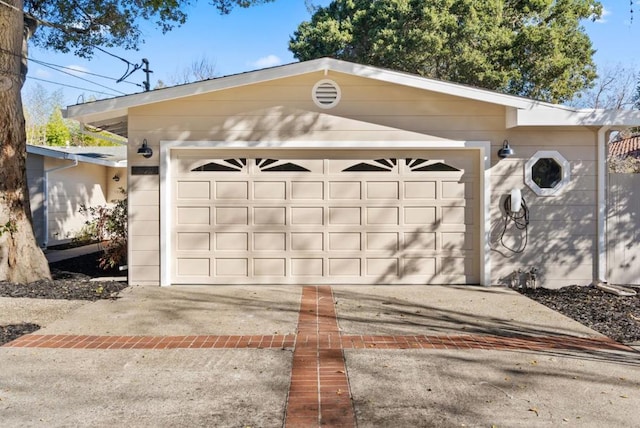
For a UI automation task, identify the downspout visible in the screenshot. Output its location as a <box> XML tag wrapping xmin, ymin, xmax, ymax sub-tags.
<box><xmin>43</xmin><ymin>154</ymin><xmax>79</xmax><ymax>247</ymax></box>
<box><xmin>597</xmin><ymin>126</ymin><xmax>610</xmax><ymax>283</ymax></box>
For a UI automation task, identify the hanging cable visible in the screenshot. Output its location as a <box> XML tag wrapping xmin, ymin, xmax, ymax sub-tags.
<box><xmin>30</xmin><ymin>59</ymin><xmax>128</xmax><ymax>95</ymax></box>
<box><xmin>27</xmin><ymin>76</ymin><xmax>120</xmax><ymax>97</ymax></box>
<box><xmin>0</xmin><ymin>46</ymin><xmax>143</xmax><ymax>93</ymax></box>
<box><xmin>30</xmin><ymin>58</ymin><xmax>143</xmax><ymax>88</ymax></box>
<box><xmin>94</xmin><ymin>46</ymin><xmax>144</xmax><ymax>83</ymax></box>
<box><xmin>500</xmin><ymin>194</ymin><xmax>530</xmax><ymax>253</ymax></box>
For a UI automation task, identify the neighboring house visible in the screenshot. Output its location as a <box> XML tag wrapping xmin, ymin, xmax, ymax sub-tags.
<box><xmin>608</xmin><ymin>135</ymin><xmax>640</xmax><ymax>158</ymax></box>
<box><xmin>64</xmin><ymin>58</ymin><xmax>640</xmax><ymax>288</ymax></box>
<box><xmin>27</xmin><ymin>144</ymin><xmax>127</xmax><ymax>248</ymax></box>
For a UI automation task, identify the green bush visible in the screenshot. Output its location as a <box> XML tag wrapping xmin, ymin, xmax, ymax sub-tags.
<box><xmin>78</xmin><ymin>192</ymin><xmax>127</xmax><ymax>269</ymax></box>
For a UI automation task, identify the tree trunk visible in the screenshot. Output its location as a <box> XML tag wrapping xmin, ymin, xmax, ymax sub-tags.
<box><xmin>0</xmin><ymin>1</ymin><xmax>51</xmax><ymax>283</ymax></box>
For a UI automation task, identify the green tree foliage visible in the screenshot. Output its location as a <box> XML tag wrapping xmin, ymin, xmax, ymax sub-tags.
<box><xmin>0</xmin><ymin>0</ymin><xmax>275</xmax><ymax>283</ymax></box>
<box><xmin>290</xmin><ymin>0</ymin><xmax>603</xmax><ymax>103</ymax></box>
<box><xmin>45</xmin><ymin>107</ymin><xmax>70</xmax><ymax>146</ymax></box>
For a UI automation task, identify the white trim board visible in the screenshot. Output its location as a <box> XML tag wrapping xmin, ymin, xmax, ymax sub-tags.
<box><xmin>158</xmin><ymin>139</ymin><xmax>492</xmax><ymax>287</ymax></box>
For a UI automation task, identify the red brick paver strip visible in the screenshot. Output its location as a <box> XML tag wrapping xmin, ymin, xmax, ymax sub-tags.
<box><xmin>284</xmin><ymin>286</ymin><xmax>356</xmax><ymax>428</ymax></box>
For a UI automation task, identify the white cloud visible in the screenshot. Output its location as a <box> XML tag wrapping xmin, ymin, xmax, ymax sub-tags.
<box><xmin>249</xmin><ymin>55</ymin><xmax>282</xmax><ymax>69</ymax></box>
<box><xmin>594</xmin><ymin>6</ymin><xmax>611</xmax><ymax>23</ymax></box>
<box><xmin>66</xmin><ymin>65</ymin><xmax>90</xmax><ymax>76</ymax></box>
<box><xmin>34</xmin><ymin>68</ymin><xmax>51</xmax><ymax>79</ymax></box>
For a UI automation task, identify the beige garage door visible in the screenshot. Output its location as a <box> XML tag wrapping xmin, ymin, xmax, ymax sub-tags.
<box><xmin>171</xmin><ymin>149</ymin><xmax>479</xmax><ymax>285</ymax></box>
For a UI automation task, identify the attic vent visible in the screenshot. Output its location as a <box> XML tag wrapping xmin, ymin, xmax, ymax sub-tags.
<box><xmin>312</xmin><ymin>79</ymin><xmax>341</xmax><ymax>109</ymax></box>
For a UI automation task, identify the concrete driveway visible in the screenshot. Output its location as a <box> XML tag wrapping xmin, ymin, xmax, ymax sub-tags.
<box><xmin>1</xmin><ymin>284</ymin><xmax>638</xmax><ymax>427</ymax></box>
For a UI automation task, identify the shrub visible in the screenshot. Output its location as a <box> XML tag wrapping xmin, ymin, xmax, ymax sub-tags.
<box><xmin>78</xmin><ymin>192</ymin><xmax>127</xmax><ymax>269</ymax></box>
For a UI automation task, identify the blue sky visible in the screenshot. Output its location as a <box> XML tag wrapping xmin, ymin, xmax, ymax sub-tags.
<box><xmin>22</xmin><ymin>0</ymin><xmax>640</xmax><ymax>107</ymax></box>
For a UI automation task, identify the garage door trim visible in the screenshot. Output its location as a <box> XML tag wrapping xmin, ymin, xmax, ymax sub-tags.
<box><xmin>159</xmin><ymin>140</ymin><xmax>491</xmax><ymax>286</ymax></box>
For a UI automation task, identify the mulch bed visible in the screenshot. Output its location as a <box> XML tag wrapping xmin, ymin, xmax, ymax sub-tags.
<box><xmin>518</xmin><ymin>285</ymin><xmax>640</xmax><ymax>343</ymax></box>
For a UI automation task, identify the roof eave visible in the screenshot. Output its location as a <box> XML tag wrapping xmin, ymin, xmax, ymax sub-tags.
<box><xmin>26</xmin><ymin>145</ymin><xmax>127</xmax><ymax>168</ymax></box>
<box><xmin>506</xmin><ymin>107</ymin><xmax>640</xmax><ymax>128</ymax></box>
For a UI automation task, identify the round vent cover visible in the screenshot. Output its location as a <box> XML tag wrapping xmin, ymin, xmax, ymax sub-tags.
<box><xmin>312</xmin><ymin>79</ymin><xmax>341</xmax><ymax>109</ymax></box>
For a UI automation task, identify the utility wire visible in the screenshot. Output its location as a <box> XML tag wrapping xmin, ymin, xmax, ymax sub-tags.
<box><xmin>32</xmin><ymin>59</ymin><xmax>128</xmax><ymax>95</ymax></box>
<box><xmin>27</xmin><ymin>76</ymin><xmax>120</xmax><ymax>97</ymax></box>
<box><xmin>94</xmin><ymin>46</ymin><xmax>143</xmax><ymax>83</ymax></box>
<box><xmin>0</xmin><ymin>47</ymin><xmax>143</xmax><ymax>95</ymax></box>
<box><xmin>30</xmin><ymin>58</ymin><xmax>143</xmax><ymax>88</ymax></box>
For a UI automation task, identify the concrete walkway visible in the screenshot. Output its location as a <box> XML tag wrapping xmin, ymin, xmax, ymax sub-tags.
<box><xmin>1</xmin><ymin>285</ymin><xmax>639</xmax><ymax>427</ymax></box>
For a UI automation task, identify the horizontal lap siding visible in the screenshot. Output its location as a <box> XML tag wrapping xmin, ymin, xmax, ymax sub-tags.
<box><xmin>126</xmin><ymin>72</ymin><xmax>598</xmax><ymax>287</ymax></box>
<box><xmin>45</xmin><ymin>160</ymin><xmax>109</xmax><ymax>246</ymax></box>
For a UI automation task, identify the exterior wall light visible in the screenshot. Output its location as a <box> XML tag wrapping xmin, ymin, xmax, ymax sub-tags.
<box><xmin>112</xmin><ymin>174</ymin><xmax>120</xmax><ymax>182</ymax></box>
<box><xmin>137</xmin><ymin>139</ymin><xmax>153</xmax><ymax>158</ymax></box>
<box><xmin>498</xmin><ymin>140</ymin><xmax>514</xmax><ymax>158</ymax></box>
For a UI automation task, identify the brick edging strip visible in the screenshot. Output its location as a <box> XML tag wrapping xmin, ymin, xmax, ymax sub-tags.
<box><xmin>284</xmin><ymin>286</ymin><xmax>356</xmax><ymax>427</ymax></box>
<box><xmin>4</xmin><ymin>333</ymin><xmax>633</xmax><ymax>353</ymax></box>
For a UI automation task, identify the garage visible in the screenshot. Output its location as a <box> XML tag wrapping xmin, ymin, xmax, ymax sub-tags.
<box><xmin>169</xmin><ymin>149</ymin><xmax>480</xmax><ymax>285</ymax></box>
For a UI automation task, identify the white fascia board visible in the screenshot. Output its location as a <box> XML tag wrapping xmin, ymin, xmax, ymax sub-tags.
<box><xmin>510</xmin><ymin>107</ymin><xmax>640</xmax><ymax>128</ymax></box>
<box><xmin>27</xmin><ymin>145</ymin><xmax>126</xmax><ymax>168</ymax></box>
<box><xmin>67</xmin><ymin>57</ymin><xmax>562</xmax><ymax>123</ymax></box>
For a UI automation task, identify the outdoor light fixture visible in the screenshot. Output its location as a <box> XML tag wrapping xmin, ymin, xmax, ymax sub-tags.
<box><xmin>137</xmin><ymin>139</ymin><xmax>153</xmax><ymax>158</ymax></box>
<box><xmin>112</xmin><ymin>174</ymin><xmax>120</xmax><ymax>182</ymax></box>
<box><xmin>498</xmin><ymin>140</ymin><xmax>514</xmax><ymax>159</ymax></box>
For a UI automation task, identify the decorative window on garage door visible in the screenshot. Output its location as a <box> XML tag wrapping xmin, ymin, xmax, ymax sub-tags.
<box><xmin>191</xmin><ymin>159</ymin><xmax>321</xmax><ymax>173</ymax></box>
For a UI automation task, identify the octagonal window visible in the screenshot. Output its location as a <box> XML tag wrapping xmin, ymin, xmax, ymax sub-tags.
<box><xmin>532</xmin><ymin>158</ymin><xmax>562</xmax><ymax>188</ymax></box>
<box><xmin>525</xmin><ymin>151</ymin><xmax>570</xmax><ymax>196</ymax></box>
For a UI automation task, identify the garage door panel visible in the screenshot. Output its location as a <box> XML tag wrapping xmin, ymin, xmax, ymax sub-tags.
<box><xmin>177</xmin><ymin>181</ymin><xmax>210</xmax><ymax>199</ymax></box>
<box><xmin>291</xmin><ymin>181</ymin><xmax>324</xmax><ymax>199</ymax></box>
<box><xmin>177</xmin><ymin>232</ymin><xmax>211</xmax><ymax>251</ymax></box>
<box><xmin>254</xmin><ymin>258</ymin><xmax>286</xmax><ymax>276</ymax></box>
<box><xmin>177</xmin><ymin>207</ymin><xmax>210</xmax><ymax>225</ymax></box>
<box><xmin>367</xmin><ymin>207</ymin><xmax>399</xmax><ymax>225</ymax></box>
<box><xmin>404</xmin><ymin>207</ymin><xmax>437</xmax><ymax>225</ymax></box>
<box><xmin>366</xmin><ymin>232</ymin><xmax>399</xmax><ymax>251</ymax></box>
<box><xmin>292</xmin><ymin>258</ymin><xmax>323</xmax><ymax>276</ymax></box>
<box><xmin>215</xmin><ymin>181</ymin><xmax>248</xmax><ymax>199</ymax></box>
<box><xmin>291</xmin><ymin>232</ymin><xmax>324</xmax><ymax>251</ymax></box>
<box><xmin>172</xmin><ymin>152</ymin><xmax>479</xmax><ymax>285</ymax></box>
<box><xmin>253</xmin><ymin>181</ymin><xmax>286</xmax><ymax>199</ymax></box>
<box><xmin>216</xmin><ymin>258</ymin><xmax>248</xmax><ymax>276</ymax></box>
<box><xmin>329</xmin><ymin>258</ymin><xmax>362</xmax><ymax>276</ymax></box>
<box><xmin>254</xmin><ymin>232</ymin><xmax>286</xmax><ymax>251</ymax></box>
<box><xmin>177</xmin><ymin>258</ymin><xmax>211</xmax><ymax>277</ymax></box>
<box><xmin>405</xmin><ymin>181</ymin><xmax>437</xmax><ymax>199</ymax></box>
<box><xmin>215</xmin><ymin>207</ymin><xmax>248</xmax><ymax>225</ymax></box>
<box><xmin>329</xmin><ymin>232</ymin><xmax>361</xmax><ymax>251</ymax></box>
<box><xmin>367</xmin><ymin>181</ymin><xmax>399</xmax><ymax>199</ymax></box>
<box><xmin>253</xmin><ymin>207</ymin><xmax>286</xmax><ymax>225</ymax></box>
<box><xmin>329</xmin><ymin>181</ymin><xmax>361</xmax><ymax>199</ymax></box>
<box><xmin>215</xmin><ymin>232</ymin><xmax>249</xmax><ymax>251</ymax></box>
<box><xmin>366</xmin><ymin>258</ymin><xmax>399</xmax><ymax>276</ymax></box>
<box><xmin>291</xmin><ymin>207</ymin><xmax>324</xmax><ymax>225</ymax></box>
<box><xmin>329</xmin><ymin>207</ymin><xmax>361</xmax><ymax>225</ymax></box>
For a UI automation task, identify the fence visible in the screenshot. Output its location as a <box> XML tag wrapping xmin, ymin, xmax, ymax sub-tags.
<box><xmin>607</xmin><ymin>173</ymin><xmax>640</xmax><ymax>284</ymax></box>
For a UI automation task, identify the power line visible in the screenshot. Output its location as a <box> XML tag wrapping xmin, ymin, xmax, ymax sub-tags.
<box><xmin>31</xmin><ymin>59</ymin><xmax>128</xmax><ymax>95</ymax></box>
<box><xmin>27</xmin><ymin>76</ymin><xmax>121</xmax><ymax>97</ymax></box>
<box><xmin>0</xmin><ymin>46</ymin><xmax>144</xmax><ymax>96</ymax></box>
<box><xmin>30</xmin><ymin>58</ymin><xmax>143</xmax><ymax>88</ymax></box>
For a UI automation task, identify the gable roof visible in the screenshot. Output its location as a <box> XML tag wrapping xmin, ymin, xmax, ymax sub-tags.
<box><xmin>27</xmin><ymin>144</ymin><xmax>127</xmax><ymax>167</ymax></box>
<box><xmin>609</xmin><ymin>135</ymin><xmax>640</xmax><ymax>158</ymax></box>
<box><xmin>64</xmin><ymin>57</ymin><xmax>640</xmax><ymax>138</ymax></box>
